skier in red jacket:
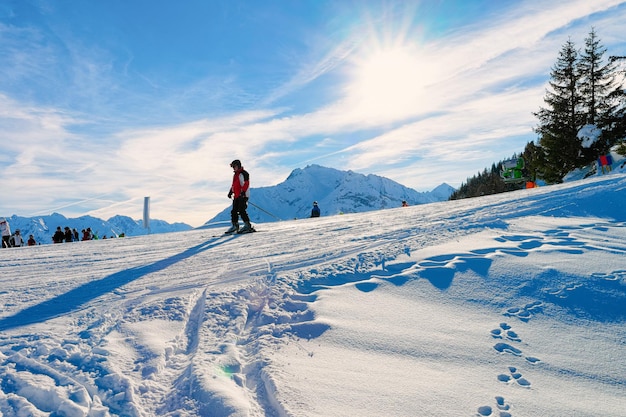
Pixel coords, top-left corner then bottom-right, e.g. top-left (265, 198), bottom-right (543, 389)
top-left (225, 159), bottom-right (254, 234)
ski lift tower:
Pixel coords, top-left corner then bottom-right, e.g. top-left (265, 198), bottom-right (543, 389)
top-left (143, 196), bottom-right (150, 234)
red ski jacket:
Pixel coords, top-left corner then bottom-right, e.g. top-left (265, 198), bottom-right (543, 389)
top-left (230, 167), bottom-right (250, 198)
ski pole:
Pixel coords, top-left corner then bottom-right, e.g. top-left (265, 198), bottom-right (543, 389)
top-left (248, 201), bottom-right (282, 221)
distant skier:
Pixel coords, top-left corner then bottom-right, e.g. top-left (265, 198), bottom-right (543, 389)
top-left (402, 200), bottom-right (409, 207)
top-left (225, 159), bottom-right (254, 234)
top-left (310, 201), bottom-right (321, 218)
top-left (0, 218), bottom-right (10, 248)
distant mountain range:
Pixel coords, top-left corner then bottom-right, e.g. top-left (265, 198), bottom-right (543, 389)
top-left (206, 164), bottom-right (455, 224)
top-left (2, 165), bottom-right (455, 244)
top-left (1, 213), bottom-right (192, 246)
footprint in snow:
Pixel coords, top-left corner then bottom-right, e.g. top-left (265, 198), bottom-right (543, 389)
top-left (503, 301), bottom-right (543, 322)
top-left (590, 270), bottom-right (626, 283)
top-left (493, 342), bottom-right (522, 356)
top-left (490, 322), bottom-right (541, 363)
top-left (497, 366), bottom-right (531, 388)
top-left (477, 396), bottom-right (513, 416)
top-left (490, 322), bottom-right (521, 342)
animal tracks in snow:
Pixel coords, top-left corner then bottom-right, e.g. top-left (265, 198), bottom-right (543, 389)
top-left (473, 223), bottom-right (622, 416)
top-left (477, 396), bottom-right (513, 417)
top-left (491, 322), bottom-right (521, 342)
top-left (479, 316), bottom-right (539, 414)
top-left (497, 366), bottom-right (531, 388)
top-left (490, 321), bottom-right (540, 375)
top-left (503, 301), bottom-right (543, 322)
top-left (591, 270), bottom-right (626, 283)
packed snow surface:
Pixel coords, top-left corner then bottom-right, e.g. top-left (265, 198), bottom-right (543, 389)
top-left (1, 174), bottom-right (625, 416)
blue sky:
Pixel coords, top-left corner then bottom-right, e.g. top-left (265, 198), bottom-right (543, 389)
top-left (1, 0), bottom-right (625, 227)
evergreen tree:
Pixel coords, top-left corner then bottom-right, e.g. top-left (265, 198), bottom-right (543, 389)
top-left (578, 28), bottom-right (625, 160)
top-left (608, 55), bottom-right (626, 155)
top-left (534, 39), bottom-right (585, 183)
top-left (521, 141), bottom-right (543, 182)
top-left (449, 158), bottom-right (522, 201)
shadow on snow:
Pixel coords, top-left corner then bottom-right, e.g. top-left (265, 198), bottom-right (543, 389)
top-left (0, 237), bottom-right (232, 331)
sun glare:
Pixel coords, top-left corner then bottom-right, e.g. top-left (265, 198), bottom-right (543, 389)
top-left (347, 46), bottom-right (430, 119)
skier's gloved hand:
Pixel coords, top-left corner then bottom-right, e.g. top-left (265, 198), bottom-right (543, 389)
top-left (228, 190), bottom-right (233, 199)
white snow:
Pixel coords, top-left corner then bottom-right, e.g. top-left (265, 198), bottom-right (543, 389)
top-left (578, 124), bottom-right (602, 148)
top-left (1, 170), bottom-right (626, 416)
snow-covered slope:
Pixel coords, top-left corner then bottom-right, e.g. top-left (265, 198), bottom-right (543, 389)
top-left (1, 170), bottom-right (625, 416)
top-left (207, 164), bottom-right (455, 224)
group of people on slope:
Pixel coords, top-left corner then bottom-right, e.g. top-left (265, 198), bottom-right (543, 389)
top-left (52, 226), bottom-right (98, 243)
top-left (52, 226), bottom-right (107, 243)
top-left (1, 218), bottom-right (36, 248)
top-left (0, 219), bottom-right (104, 248)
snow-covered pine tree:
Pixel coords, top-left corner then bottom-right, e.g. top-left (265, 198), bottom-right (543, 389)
top-left (578, 28), bottom-right (625, 161)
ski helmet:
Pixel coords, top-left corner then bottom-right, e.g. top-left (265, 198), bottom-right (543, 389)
top-left (230, 159), bottom-right (241, 168)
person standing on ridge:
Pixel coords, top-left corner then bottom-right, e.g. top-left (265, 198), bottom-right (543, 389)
top-left (225, 159), bottom-right (254, 234)
top-left (11, 229), bottom-right (24, 247)
top-left (0, 218), bottom-right (11, 248)
top-left (52, 226), bottom-right (65, 243)
top-left (310, 201), bottom-right (321, 218)
top-left (64, 227), bottom-right (73, 242)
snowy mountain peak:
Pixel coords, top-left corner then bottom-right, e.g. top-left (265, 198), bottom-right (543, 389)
top-left (430, 183), bottom-right (456, 200)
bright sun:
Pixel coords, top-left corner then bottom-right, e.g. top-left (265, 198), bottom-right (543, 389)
top-left (347, 46), bottom-right (429, 119)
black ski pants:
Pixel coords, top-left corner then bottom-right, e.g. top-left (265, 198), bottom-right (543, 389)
top-left (231, 196), bottom-right (250, 224)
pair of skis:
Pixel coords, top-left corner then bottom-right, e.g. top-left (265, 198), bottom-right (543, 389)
top-left (224, 227), bottom-right (257, 235)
